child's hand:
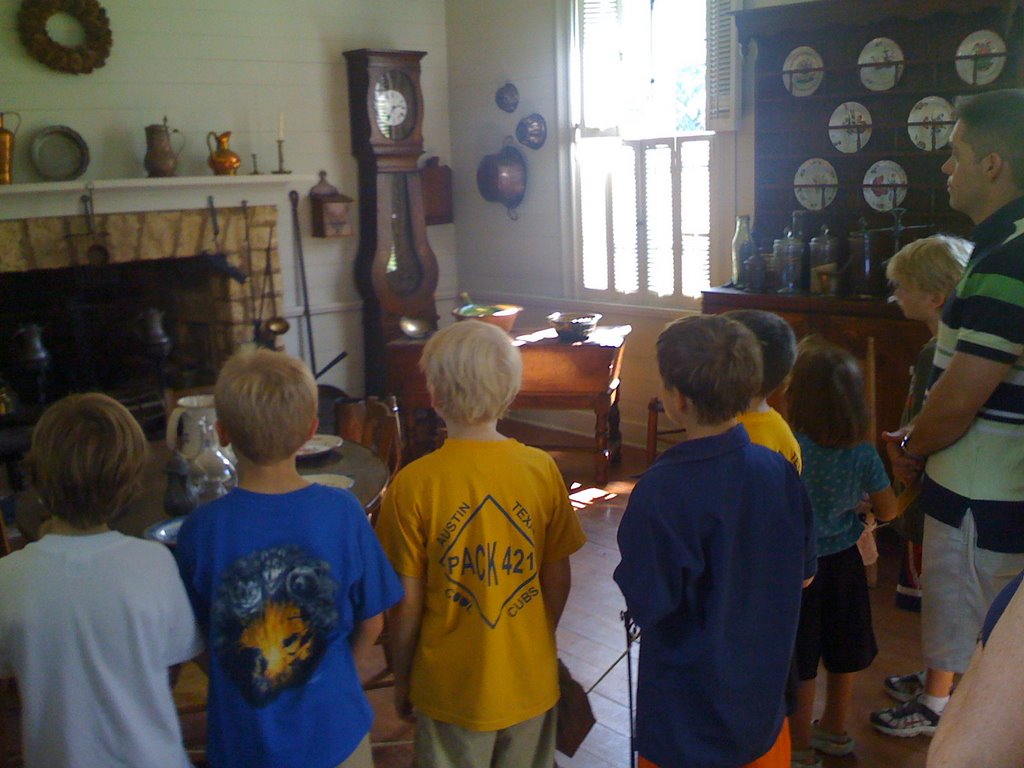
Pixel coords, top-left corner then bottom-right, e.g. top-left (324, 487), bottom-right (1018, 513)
top-left (393, 681), bottom-right (415, 723)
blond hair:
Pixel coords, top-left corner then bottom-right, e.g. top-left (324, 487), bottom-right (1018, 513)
top-left (657, 315), bottom-right (762, 425)
top-left (27, 393), bottom-right (147, 529)
top-left (421, 321), bottom-right (522, 425)
top-left (215, 347), bottom-right (317, 464)
top-left (886, 235), bottom-right (970, 295)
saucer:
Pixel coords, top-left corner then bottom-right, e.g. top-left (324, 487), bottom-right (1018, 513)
top-left (782, 46), bottom-right (824, 97)
top-left (794, 158), bottom-right (838, 211)
top-left (828, 102), bottom-right (872, 154)
top-left (863, 160), bottom-right (907, 212)
top-left (858, 37), bottom-right (904, 91)
top-left (956, 29), bottom-right (1006, 86)
top-left (297, 434), bottom-right (343, 458)
top-left (304, 473), bottom-right (355, 490)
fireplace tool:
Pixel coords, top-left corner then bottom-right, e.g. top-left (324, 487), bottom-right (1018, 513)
top-left (289, 190), bottom-right (347, 380)
top-left (254, 225), bottom-right (290, 347)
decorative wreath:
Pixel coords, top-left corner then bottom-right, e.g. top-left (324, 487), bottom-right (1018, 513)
top-left (17, 0), bottom-right (112, 75)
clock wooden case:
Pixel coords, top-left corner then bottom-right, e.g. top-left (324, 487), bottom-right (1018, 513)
top-left (344, 48), bottom-right (439, 395)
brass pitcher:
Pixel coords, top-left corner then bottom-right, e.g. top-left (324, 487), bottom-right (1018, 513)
top-left (207, 131), bottom-right (241, 176)
top-left (144, 116), bottom-right (184, 177)
top-left (0, 112), bottom-right (21, 185)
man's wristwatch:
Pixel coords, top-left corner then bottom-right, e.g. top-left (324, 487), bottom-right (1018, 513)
top-left (899, 432), bottom-right (926, 462)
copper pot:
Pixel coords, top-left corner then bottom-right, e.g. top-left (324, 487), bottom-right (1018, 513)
top-left (477, 140), bottom-right (527, 219)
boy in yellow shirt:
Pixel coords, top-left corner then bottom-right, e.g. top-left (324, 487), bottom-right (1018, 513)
top-left (727, 309), bottom-right (802, 472)
top-left (376, 320), bottom-right (586, 768)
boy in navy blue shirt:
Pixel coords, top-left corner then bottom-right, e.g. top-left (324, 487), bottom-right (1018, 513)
top-left (614, 315), bottom-right (816, 768)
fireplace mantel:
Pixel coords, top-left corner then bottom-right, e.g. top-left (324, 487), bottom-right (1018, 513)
top-left (0, 174), bottom-right (316, 221)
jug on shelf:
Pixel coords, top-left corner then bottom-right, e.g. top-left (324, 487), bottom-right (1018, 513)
top-left (207, 130), bottom-right (241, 175)
top-left (0, 112), bottom-right (21, 185)
top-left (144, 116), bottom-right (185, 178)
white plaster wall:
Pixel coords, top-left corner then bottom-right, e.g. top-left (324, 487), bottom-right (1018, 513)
top-left (0, 0), bottom-right (457, 396)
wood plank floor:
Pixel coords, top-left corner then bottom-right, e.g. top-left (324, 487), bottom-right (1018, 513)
top-left (365, 421), bottom-right (932, 768)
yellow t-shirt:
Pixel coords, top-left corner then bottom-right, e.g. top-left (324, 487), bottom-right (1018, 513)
top-left (376, 438), bottom-right (586, 731)
top-left (738, 407), bottom-right (802, 473)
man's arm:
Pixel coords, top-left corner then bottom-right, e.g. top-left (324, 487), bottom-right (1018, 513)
top-left (388, 574), bottom-right (425, 722)
top-left (539, 557), bottom-right (571, 633)
top-left (928, 585), bottom-right (1024, 767)
top-left (901, 350), bottom-right (1012, 458)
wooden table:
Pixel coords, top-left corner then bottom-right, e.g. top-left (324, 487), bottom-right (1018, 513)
top-left (15, 439), bottom-right (390, 541)
top-left (386, 325), bottom-right (631, 484)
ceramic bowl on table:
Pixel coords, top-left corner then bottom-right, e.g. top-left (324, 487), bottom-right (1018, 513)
top-left (452, 303), bottom-right (524, 332)
top-left (547, 311), bottom-right (602, 343)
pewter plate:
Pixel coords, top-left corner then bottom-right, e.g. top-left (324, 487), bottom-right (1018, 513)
top-left (30, 125), bottom-right (89, 181)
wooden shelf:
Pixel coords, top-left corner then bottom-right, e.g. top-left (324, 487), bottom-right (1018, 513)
top-left (739, 0), bottom-right (1023, 247)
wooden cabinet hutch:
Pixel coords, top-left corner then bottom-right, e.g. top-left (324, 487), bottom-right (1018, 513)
top-left (704, 0), bottom-right (1024, 446)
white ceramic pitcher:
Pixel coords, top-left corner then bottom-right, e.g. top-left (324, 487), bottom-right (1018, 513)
top-left (166, 394), bottom-right (218, 458)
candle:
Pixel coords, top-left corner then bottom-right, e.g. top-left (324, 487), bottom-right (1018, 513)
top-left (277, 112), bottom-right (285, 141)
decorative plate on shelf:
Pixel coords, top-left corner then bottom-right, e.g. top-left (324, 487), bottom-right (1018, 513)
top-left (30, 125), bottom-right (90, 180)
top-left (304, 473), bottom-right (355, 490)
top-left (782, 46), bottom-right (824, 97)
top-left (828, 101), bottom-right (872, 154)
top-left (858, 37), bottom-right (904, 91)
top-left (863, 160), bottom-right (908, 212)
top-left (794, 158), bottom-right (838, 211)
top-left (907, 96), bottom-right (955, 152)
top-left (297, 434), bottom-right (343, 458)
top-left (956, 29), bottom-right (1006, 86)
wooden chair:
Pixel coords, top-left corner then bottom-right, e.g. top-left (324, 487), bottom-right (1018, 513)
top-left (645, 397), bottom-right (686, 466)
top-left (334, 396), bottom-right (402, 691)
top-left (335, 396), bottom-right (402, 480)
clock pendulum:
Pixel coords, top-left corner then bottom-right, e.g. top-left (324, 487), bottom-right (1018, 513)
top-left (344, 48), bottom-right (439, 395)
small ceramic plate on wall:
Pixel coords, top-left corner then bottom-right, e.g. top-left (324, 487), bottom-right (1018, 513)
top-left (956, 30), bottom-right (1006, 86)
top-left (782, 46), bottom-right (824, 97)
top-left (858, 37), bottom-right (904, 91)
top-left (829, 101), bottom-right (872, 153)
top-left (794, 158), bottom-right (838, 210)
top-left (907, 96), bottom-right (955, 152)
top-left (863, 160), bottom-right (908, 212)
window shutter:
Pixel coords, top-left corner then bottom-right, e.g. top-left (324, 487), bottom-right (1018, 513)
top-left (707, 0), bottom-right (741, 131)
top-left (579, 0), bottom-right (623, 134)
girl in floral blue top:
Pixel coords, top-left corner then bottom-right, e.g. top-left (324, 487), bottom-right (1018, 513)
top-left (785, 337), bottom-right (898, 768)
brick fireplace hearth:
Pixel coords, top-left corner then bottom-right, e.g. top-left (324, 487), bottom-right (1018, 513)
top-left (0, 190), bottom-right (289, 432)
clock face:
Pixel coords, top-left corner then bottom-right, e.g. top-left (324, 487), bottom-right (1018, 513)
top-left (373, 70), bottom-right (416, 141)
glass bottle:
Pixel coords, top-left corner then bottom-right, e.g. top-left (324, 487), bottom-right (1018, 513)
top-left (731, 215), bottom-right (754, 289)
top-left (778, 227), bottom-right (802, 294)
top-left (189, 416), bottom-right (237, 504)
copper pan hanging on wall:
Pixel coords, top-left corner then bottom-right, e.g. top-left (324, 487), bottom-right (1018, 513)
top-left (476, 137), bottom-right (526, 220)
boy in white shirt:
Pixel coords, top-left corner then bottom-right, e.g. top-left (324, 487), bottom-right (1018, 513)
top-left (0, 393), bottom-right (202, 768)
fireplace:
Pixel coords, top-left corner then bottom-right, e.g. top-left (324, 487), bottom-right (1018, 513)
top-left (0, 200), bottom-right (283, 435)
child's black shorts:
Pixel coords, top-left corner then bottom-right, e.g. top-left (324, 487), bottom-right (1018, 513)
top-left (795, 543), bottom-right (878, 680)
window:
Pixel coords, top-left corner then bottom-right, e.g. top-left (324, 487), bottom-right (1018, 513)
top-left (573, 0), bottom-right (722, 306)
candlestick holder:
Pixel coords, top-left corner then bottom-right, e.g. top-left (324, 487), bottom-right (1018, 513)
top-left (250, 153), bottom-right (262, 175)
top-left (272, 139), bottom-right (291, 175)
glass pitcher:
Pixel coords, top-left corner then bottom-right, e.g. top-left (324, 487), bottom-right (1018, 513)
top-left (189, 416), bottom-right (237, 504)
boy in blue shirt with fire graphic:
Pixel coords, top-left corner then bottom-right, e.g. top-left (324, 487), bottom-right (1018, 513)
top-left (175, 348), bottom-right (402, 768)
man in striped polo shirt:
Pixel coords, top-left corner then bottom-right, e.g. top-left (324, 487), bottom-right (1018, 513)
top-left (872, 89), bottom-right (1024, 739)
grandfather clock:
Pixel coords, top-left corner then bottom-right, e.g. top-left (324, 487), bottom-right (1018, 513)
top-left (344, 48), bottom-right (439, 395)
